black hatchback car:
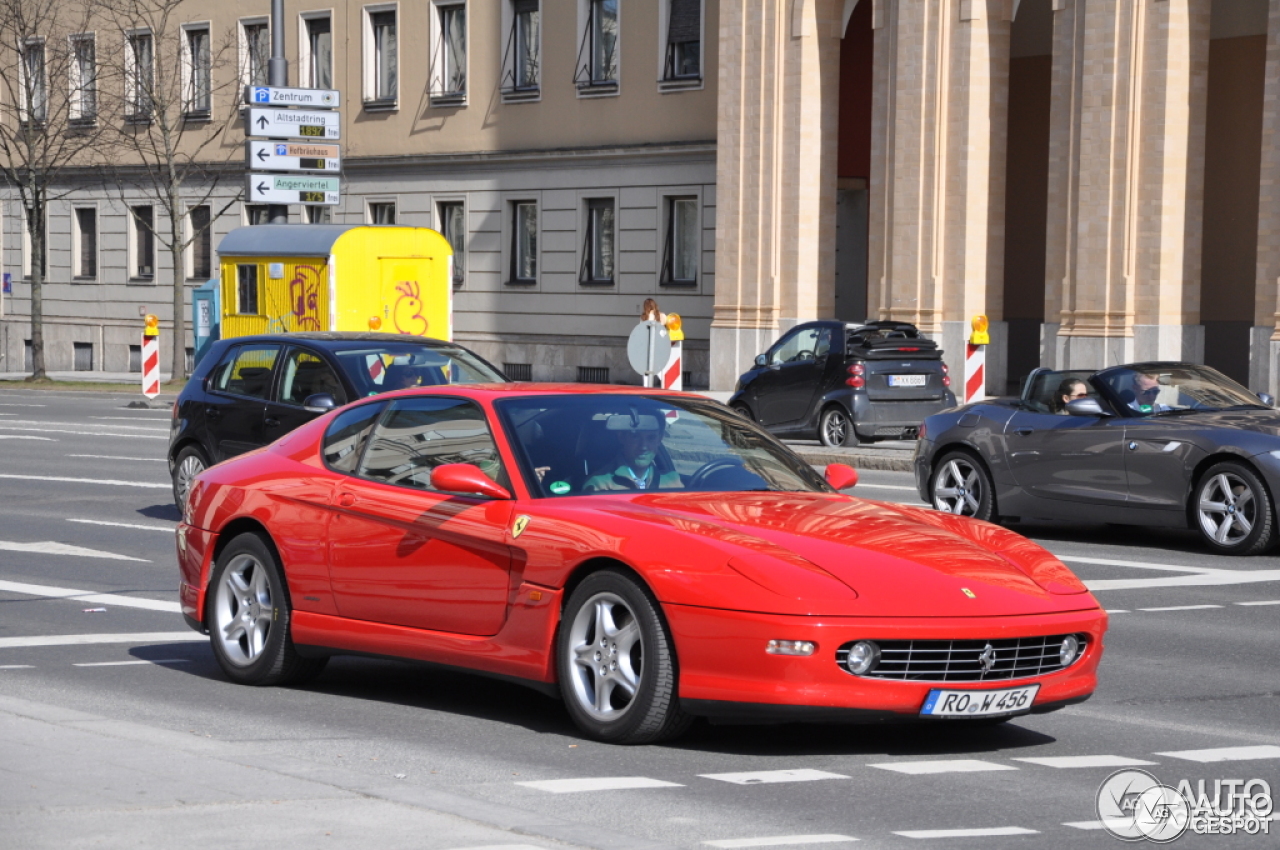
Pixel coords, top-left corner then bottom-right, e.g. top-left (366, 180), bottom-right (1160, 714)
top-left (167, 332), bottom-right (506, 504)
top-left (728, 321), bottom-right (957, 447)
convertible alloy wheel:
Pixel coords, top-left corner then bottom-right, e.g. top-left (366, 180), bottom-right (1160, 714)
top-left (931, 452), bottom-right (996, 522)
top-left (559, 570), bottom-right (691, 744)
top-left (208, 533), bottom-right (326, 686)
top-left (819, 407), bottom-right (857, 448)
top-left (172, 445), bottom-right (207, 507)
top-left (1193, 462), bottom-right (1274, 555)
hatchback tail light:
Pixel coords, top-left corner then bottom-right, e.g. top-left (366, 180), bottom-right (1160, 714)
top-left (171, 401), bottom-right (179, 420)
top-left (918, 422), bottom-right (927, 441)
top-left (845, 363), bottom-right (866, 389)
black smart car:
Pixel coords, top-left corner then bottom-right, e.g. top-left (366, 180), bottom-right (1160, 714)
top-left (167, 332), bottom-right (507, 504)
top-left (728, 321), bottom-right (957, 447)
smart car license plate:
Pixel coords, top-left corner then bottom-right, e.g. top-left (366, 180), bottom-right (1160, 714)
top-left (888, 374), bottom-right (927, 387)
top-left (920, 684), bottom-right (1039, 718)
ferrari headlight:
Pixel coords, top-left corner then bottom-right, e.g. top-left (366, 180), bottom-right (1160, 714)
top-left (1059, 635), bottom-right (1081, 667)
top-left (845, 640), bottom-right (880, 675)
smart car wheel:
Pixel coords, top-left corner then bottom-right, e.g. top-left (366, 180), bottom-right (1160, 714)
top-left (819, 406), bottom-right (858, 448)
top-left (930, 451), bottom-right (996, 522)
top-left (731, 403), bottom-right (753, 421)
top-left (172, 444), bottom-right (208, 507)
top-left (558, 570), bottom-right (692, 744)
top-left (1193, 462), bottom-right (1274, 555)
top-left (207, 532), bottom-right (327, 686)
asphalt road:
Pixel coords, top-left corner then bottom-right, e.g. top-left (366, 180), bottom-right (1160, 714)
top-left (1, 387), bottom-right (1277, 850)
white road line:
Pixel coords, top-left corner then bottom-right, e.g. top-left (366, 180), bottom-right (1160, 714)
top-left (1156, 745), bottom-right (1280, 763)
top-left (1105, 609), bottom-right (1130, 614)
top-left (852, 483), bottom-right (917, 492)
top-left (1237, 600), bottom-right (1280, 606)
top-left (893, 827), bottom-right (1037, 839)
top-left (0, 423), bottom-right (166, 440)
top-left (699, 769), bottom-right (850, 785)
top-left (0, 435), bottom-right (54, 440)
top-left (1063, 821), bottom-right (1106, 830)
top-left (0, 664), bottom-right (35, 669)
top-left (1138, 604), bottom-right (1223, 612)
top-left (73, 659), bottom-right (190, 667)
top-left (703, 836), bottom-right (858, 848)
top-left (0, 474), bottom-right (169, 489)
top-left (0, 541), bottom-right (149, 562)
top-left (90, 417), bottom-right (171, 422)
top-left (868, 760), bottom-right (1017, 775)
top-left (0, 581), bottom-right (180, 614)
top-left (516, 777), bottom-right (684, 793)
top-left (68, 454), bottom-right (167, 462)
top-left (1012, 755), bottom-right (1157, 768)
top-left (0, 403), bottom-right (46, 407)
top-left (1057, 555), bottom-right (1226, 575)
top-left (1085, 570), bottom-right (1280, 591)
top-left (0, 632), bottom-right (201, 649)
top-left (68, 519), bottom-right (175, 533)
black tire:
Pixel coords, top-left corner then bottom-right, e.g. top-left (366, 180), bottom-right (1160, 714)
top-left (558, 569), bottom-right (692, 744)
top-left (207, 532), bottom-right (327, 686)
top-left (929, 450), bottom-right (997, 522)
top-left (172, 444), bottom-right (208, 507)
top-left (819, 406), bottom-right (858, 448)
top-left (731, 403), bottom-right (753, 421)
top-left (1192, 461), bottom-right (1274, 555)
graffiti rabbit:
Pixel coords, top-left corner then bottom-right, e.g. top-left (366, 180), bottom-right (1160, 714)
top-left (392, 280), bottom-right (429, 336)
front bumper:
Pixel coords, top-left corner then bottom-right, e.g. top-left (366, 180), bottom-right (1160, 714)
top-left (665, 604), bottom-right (1105, 719)
top-left (176, 522), bottom-right (216, 630)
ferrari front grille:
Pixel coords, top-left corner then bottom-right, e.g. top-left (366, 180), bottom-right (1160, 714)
top-left (835, 635), bottom-right (1086, 682)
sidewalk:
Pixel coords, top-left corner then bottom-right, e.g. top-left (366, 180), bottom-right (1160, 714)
top-left (0, 693), bottom-right (666, 850)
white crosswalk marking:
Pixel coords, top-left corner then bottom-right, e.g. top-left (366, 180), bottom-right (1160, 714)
top-left (868, 760), bottom-right (1017, 775)
top-left (0, 581), bottom-right (180, 614)
top-left (893, 827), bottom-right (1037, 839)
top-left (0, 541), bottom-right (149, 562)
top-left (703, 836), bottom-right (858, 848)
top-left (1237, 600), bottom-right (1280, 606)
top-left (0, 632), bottom-right (201, 649)
top-left (1063, 821), bottom-right (1106, 830)
top-left (700, 769), bottom-right (849, 785)
top-left (516, 777), bottom-right (683, 793)
top-left (1012, 755), bottom-right (1157, 768)
top-left (1138, 604), bottom-right (1223, 612)
top-left (1156, 745), bottom-right (1280, 762)
top-left (0, 664), bottom-right (34, 669)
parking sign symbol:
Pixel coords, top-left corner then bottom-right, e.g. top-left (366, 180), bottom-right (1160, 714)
top-left (276, 144), bottom-right (288, 155)
top-left (253, 87), bottom-right (270, 103)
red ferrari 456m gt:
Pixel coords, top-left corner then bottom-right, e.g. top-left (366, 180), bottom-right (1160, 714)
top-left (176, 384), bottom-right (1106, 744)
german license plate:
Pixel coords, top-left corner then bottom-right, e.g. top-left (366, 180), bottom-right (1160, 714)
top-left (920, 684), bottom-right (1039, 718)
top-left (888, 374), bottom-right (927, 387)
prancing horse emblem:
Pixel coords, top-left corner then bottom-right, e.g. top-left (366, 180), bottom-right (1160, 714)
top-left (512, 515), bottom-right (530, 538)
top-left (977, 643), bottom-right (997, 675)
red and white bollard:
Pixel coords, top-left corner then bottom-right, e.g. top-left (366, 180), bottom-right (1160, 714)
top-left (662, 340), bottom-right (683, 391)
top-left (964, 342), bottom-right (985, 403)
top-left (142, 314), bottom-right (160, 399)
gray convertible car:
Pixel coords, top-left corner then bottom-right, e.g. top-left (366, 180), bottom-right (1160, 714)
top-left (915, 362), bottom-right (1280, 555)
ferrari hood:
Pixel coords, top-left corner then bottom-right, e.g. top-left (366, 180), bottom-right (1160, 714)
top-left (597, 492), bottom-right (1096, 617)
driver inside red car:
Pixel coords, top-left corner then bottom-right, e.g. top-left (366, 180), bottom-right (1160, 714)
top-left (582, 414), bottom-right (683, 492)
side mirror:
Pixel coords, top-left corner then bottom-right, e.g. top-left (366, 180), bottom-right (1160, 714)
top-left (303, 393), bottom-right (339, 413)
top-left (824, 463), bottom-right (858, 491)
top-left (430, 463), bottom-right (512, 500)
top-left (1066, 397), bottom-right (1107, 417)
top-left (1259, 392), bottom-right (1275, 407)
top-left (754, 353), bottom-right (769, 368)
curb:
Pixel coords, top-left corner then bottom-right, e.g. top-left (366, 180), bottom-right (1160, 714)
top-left (789, 445), bottom-right (916, 472)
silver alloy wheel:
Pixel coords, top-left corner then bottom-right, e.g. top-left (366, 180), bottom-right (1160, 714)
top-left (175, 452), bottom-right (205, 505)
top-left (933, 458), bottom-right (982, 516)
top-left (1197, 472), bottom-right (1256, 546)
top-left (565, 591), bottom-right (644, 722)
top-left (822, 410), bottom-right (849, 446)
top-left (213, 553), bottom-right (276, 668)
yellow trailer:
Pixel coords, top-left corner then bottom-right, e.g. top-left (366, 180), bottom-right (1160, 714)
top-left (215, 224), bottom-right (452, 340)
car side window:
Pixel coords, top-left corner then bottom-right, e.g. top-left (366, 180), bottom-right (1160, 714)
top-left (323, 403), bottom-right (385, 473)
top-left (356, 398), bottom-right (508, 493)
top-left (212, 344), bottom-right (281, 400)
top-left (770, 327), bottom-right (822, 365)
top-left (277, 348), bottom-right (347, 406)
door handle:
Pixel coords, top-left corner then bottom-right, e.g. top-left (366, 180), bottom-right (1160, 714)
top-left (205, 407), bottom-right (221, 419)
top-left (1014, 428), bottom-right (1033, 436)
top-left (337, 492), bottom-right (356, 507)
top-left (265, 417), bottom-right (281, 428)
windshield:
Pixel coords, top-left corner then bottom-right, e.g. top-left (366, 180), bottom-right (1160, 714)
top-left (494, 395), bottom-right (832, 497)
top-left (1095, 365), bottom-right (1265, 416)
top-left (331, 343), bottom-right (506, 397)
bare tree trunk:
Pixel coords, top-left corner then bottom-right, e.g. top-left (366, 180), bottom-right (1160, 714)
top-left (27, 196), bottom-right (46, 380)
top-left (170, 205), bottom-right (187, 382)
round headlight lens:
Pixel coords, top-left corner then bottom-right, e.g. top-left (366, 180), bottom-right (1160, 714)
top-left (1059, 635), bottom-right (1081, 667)
top-left (845, 640), bottom-right (880, 675)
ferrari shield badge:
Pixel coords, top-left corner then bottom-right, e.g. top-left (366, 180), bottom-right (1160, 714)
top-left (961, 588), bottom-right (977, 599)
top-left (512, 515), bottom-right (531, 538)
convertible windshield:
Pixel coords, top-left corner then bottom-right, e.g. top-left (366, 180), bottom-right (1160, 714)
top-left (1095, 365), bottom-right (1265, 416)
top-left (330, 343), bottom-right (506, 397)
top-left (494, 395), bottom-right (832, 497)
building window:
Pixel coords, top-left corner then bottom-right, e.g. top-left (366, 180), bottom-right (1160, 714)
top-left (364, 7), bottom-right (397, 106)
top-left (241, 20), bottom-right (269, 87)
top-left (305, 205), bottom-right (332, 224)
top-left (189, 206), bottom-right (211, 279)
top-left (368, 201), bottom-right (396, 224)
top-left (580, 198), bottom-right (615, 286)
top-left (438, 201), bottom-right (465, 287)
top-left (303, 15), bottom-right (333, 89)
top-left (662, 0), bottom-right (700, 82)
top-left (74, 208), bottom-right (97, 278)
top-left (129, 344), bottom-right (142, 372)
top-left (503, 362), bottom-right (532, 381)
top-left (21, 40), bottom-right (47, 123)
top-left (69, 35), bottom-right (96, 123)
top-left (577, 366), bottom-right (609, 384)
top-left (575, 0), bottom-right (618, 91)
top-left (126, 32), bottom-right (153, 120)
top-left (510, 201), bottom-right (537, 284)
top-left (184, 25), bottom-right (211, 115)
top-left (237, 264), bottom-right (259, 314)
top-left (431, 2), bottom-right (466, 102)
top-left (245, 204), bottom-right (270, 225)
top-left (502, 0), bottom-right (539, 97)
top-left (131, 206), bottom-right (155, 278)
top-left (73, 342), bottom-right (94, 372)
top-left (661, 196), bottom-right (697, 286)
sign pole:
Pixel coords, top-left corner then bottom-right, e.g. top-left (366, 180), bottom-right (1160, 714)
top-left (267, 0), bottom-right (288, 225)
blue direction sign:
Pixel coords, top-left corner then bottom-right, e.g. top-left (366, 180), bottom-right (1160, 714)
top-left (245, 86), bottom-right (340, 108)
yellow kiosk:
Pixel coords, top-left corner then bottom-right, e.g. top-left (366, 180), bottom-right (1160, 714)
top-left (215, 224), bottom-right (452, 340)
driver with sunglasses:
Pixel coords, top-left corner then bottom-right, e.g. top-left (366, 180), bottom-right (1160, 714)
top-left (1127, 371), bottom-right (1171, 415)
